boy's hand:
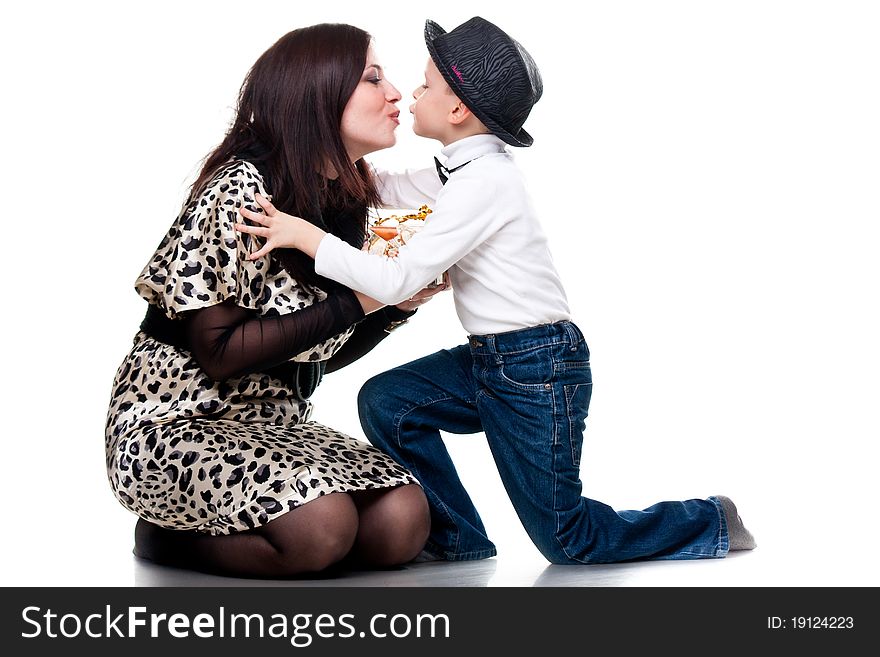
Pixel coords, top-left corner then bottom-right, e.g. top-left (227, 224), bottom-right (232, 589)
top-left (394, 275), bottom-right (450, 312)
top-left (235, 193), bottom-right (327, 259)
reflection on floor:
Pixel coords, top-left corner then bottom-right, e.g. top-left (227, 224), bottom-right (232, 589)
top-left (133, 550), bottom-right (759, 588)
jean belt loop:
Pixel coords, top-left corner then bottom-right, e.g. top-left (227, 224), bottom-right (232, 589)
top-left (562, 321), bottom-right (579, 351)
top-left (483, 334), bottom-right (499, 363)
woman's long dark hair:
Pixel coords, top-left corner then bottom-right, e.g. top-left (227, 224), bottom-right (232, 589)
top-left (192, 24), bottom-right (382, 290)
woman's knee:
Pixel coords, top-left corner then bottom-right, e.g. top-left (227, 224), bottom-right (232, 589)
top-left (355, 484), bottom-right (430, 565)
top-left (387, 484), bottom-right (431, 547)
top-left (262, 493), bottom-right (359, 574)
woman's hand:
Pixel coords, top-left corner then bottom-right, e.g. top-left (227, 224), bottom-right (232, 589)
top-left (395, 272), bottom-right (450, 312)
top-left (354, 276), bottom-right (449, 316)
top-left (235, 193), bottom-right (327, 259)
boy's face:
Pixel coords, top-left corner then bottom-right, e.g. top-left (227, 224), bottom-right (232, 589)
top-left (409, 58), bottom-right (458, 142)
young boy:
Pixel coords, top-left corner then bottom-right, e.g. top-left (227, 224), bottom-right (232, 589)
top-left (237, 17), bottom-right (755, 563)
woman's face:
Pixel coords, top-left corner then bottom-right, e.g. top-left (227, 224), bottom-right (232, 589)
top-left (340, 45), bottom-right (402, 161)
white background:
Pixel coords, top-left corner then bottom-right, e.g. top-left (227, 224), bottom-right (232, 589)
top-left (1, 0), bottom-right (877, 586)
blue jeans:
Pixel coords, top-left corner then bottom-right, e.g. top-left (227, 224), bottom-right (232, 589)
top-left (358, 321), bottom-right (728, 563)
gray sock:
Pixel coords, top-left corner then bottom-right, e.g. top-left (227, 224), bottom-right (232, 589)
top-left (716, 495), bottom-right (756, 551)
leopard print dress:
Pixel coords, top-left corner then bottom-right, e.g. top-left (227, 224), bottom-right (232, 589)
top-left (105, 160), bottom-right (416, 535)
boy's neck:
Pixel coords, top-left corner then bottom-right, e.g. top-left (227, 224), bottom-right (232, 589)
top-left (438, 129), bottom-right (494, 149)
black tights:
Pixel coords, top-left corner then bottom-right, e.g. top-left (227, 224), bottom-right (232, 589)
top-left (133, 484), bottom-right (430, 578)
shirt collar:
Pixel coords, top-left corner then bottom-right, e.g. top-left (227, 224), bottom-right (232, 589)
top-left (440, 134), bottom-right (508, 170)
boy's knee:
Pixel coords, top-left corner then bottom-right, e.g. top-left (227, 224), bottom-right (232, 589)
top-left (357, 374), bottom-right (387, 418)
top-left (535, 541), bottom-right (585, 565)
top-left (357, 374), bottom-right (400, 434)
top-left (526, 524), bottom-right (589, 565)
top-left (531, 536), bottom-right (567, 564)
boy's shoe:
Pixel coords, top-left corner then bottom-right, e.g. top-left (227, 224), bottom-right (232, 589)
top-left (716, 495), bottom-right (757, 550)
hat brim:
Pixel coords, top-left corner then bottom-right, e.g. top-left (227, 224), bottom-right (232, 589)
top-left (424, 19), bottom-right (446, 44)
top-left (423, 19), bottom-right (534, 147)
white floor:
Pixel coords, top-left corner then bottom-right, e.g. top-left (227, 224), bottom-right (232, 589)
top-left (7, 482), bottom-right (874, 588)
top-left (13, 526), bottom-right (867, 588)
top-left (130, 549), bottom-right (760, 588)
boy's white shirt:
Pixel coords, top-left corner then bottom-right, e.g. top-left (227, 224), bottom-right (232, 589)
top-left (315, 134), bottom-right (571, 335)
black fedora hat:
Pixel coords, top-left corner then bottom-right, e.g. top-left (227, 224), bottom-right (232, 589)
top-left (424, 17), bottom-right (543, 147)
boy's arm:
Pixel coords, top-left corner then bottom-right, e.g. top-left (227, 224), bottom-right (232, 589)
top-left (371, 164), bottom-right (443, 209)
top-left (315, 176), bottom-right (500, 305)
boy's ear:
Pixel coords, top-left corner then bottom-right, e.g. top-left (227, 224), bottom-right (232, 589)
top-left (448, 101), bottom-right (473, 126)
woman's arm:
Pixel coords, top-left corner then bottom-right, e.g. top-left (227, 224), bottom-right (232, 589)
top-left (184, 292), bottom-right (365, 382)
top-left (323, 277), bottom-right (448, 373)
top-left (184, 281), bottom-right (446, 380)
top-left (323, 306), bottom-right (416, 374)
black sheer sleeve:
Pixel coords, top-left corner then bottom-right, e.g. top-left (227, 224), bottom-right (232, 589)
top-left (183, 289), bottom-right (365, 382)
top-left (324, 306), bottom-right (418, 374)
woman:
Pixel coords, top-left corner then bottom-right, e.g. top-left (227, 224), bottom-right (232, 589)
top-left (105, 24), bottom-right (442, 578)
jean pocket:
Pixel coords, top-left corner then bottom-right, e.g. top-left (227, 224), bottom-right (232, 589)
top-left (498, 347), bottom-right (555, 390)
top-left (555, 359), bottom-right (591, 375)
top-left (563, 382), bottom-right (592, 466)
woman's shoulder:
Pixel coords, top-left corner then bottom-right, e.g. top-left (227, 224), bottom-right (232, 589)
top-left (185, 159), bottom-right (270, 214)
top-left (136, 158), bottom-right (271, 319)
top-left (203, 159), bottom-right (265, 191)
